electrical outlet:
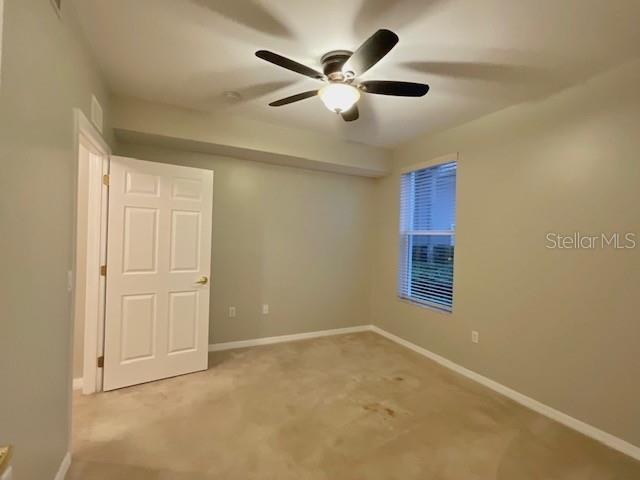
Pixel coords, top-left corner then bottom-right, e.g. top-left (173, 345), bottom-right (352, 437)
top-left (471, 330), bottom-right (479, 344)
top-left (262, 304), bottom-right (269, 315)
top-left (228, 306), bottom-right (236, 318)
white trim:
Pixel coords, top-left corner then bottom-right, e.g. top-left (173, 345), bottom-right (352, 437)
top-left (74, 108), bottom-right (110, 157)
top-left (400, 152), bottom-right (459, 174)
top-left (370, 325), bottom-right (640, 461)
top-left (209, 324), bottom-right (639, 460)
top-left (79, 147), bottom-right (108, 395)
top-left (208, 326), bottom-right (370, 352)
top-left (53, 452), bottom-right (71, 480)
top-left (72, 108), bottom-right (110, 396)
top-left (72, 378), bottom-right (83, 391)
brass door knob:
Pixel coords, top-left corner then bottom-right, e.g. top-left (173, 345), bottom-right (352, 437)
top-left (195, 276), bottom-right (208, 285)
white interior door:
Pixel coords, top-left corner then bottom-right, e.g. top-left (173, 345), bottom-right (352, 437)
top-left (103, 156), bottom-right (213, 391)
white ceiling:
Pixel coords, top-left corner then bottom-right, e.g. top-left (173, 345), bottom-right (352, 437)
top-left (71, 0), bottom-right (640, 147)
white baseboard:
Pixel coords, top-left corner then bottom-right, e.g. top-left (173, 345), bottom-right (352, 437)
top-left (370, 325), bottom-right (640, 461)
top-left (208, 325), bottom-right (370, 352)
top-left (207, 324), bottom-right (639, 460)
top-left (53, 452), bottom-right (71, 480)
top-left (72, 378), bottom-right (83, 391)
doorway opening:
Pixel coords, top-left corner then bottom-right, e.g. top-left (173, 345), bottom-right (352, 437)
top-left (72, 109), bottom-right (110, 395)
top-left (72, 124), bottom-right (214, 396)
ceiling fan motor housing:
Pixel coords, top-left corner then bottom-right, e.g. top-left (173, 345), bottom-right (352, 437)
top-left (321, 50), bottom-right (353, 81)
top-left (256, 29), bottom-right (429, 122)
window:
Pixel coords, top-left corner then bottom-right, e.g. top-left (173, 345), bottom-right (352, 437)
top-left (398, 160), bottom-right (457, 311)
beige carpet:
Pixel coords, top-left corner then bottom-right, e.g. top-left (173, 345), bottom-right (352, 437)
top-left (68, 332), bottom-right (639, 479)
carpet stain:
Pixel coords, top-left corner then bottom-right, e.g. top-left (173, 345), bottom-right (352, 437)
top-left (363, 402), bottom-right (396, 418)
top-left (68, 332), bottom-right (640, 480)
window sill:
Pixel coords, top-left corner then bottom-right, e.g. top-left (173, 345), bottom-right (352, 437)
top-left (398, 295), bottom-right (452, 314)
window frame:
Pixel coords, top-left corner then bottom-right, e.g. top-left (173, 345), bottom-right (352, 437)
top-left (398, 153), bottom-right (458, 313)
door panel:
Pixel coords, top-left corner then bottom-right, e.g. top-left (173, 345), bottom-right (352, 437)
top-left (168, 291), bottom-right (198, 354)
top-left (121, 293), bottom-right (156, 362)
top-left (104, 156), bottom-right (213, 391)
top-left (172, 177), bottom-right (202, 200)
top-left (125, 171), bottom-right (160, 196)
top-left (123, 207), bottom-right (158, 273)
top-left (170, 210), bottom-right (200, 271)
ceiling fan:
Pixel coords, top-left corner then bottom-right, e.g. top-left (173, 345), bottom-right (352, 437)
top-left (255, 29), bottom-right (429, 122)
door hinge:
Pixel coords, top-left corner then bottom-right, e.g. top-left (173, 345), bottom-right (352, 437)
top-left (102, 174), bottom-right (110, 187)
top-left (97, 356), bottom-right (104, 368)
top-left (100, 265), bottom-right (107, 276)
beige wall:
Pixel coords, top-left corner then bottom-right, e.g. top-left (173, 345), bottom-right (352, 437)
top-left (2, 2), bottom-right (639, 474)
top-left (112, 96), bottom-right (391, 177)
top-left (370, 60), bottom-right (640, 447)
top-left (116, 143), bottom-right (375, 346)
top-left (0, 0), bottom-right (112, 478)
top-left (71, 56), bottom-right (640, 457)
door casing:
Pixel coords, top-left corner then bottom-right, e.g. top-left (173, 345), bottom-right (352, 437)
top-left (72, 108), bottom-right (110, 395)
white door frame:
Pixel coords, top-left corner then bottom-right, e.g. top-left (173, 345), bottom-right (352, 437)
top-left (72, 109), bottom-right (110, 395)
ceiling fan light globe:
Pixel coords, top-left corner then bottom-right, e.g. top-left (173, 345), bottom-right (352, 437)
top-left (319, 83), bottom-right (360, 113)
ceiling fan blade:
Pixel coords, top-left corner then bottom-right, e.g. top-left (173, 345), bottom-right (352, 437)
top-left (269, 90), bottom-right (318, 107)
top-left (341, 105), bottom-right (359, 122)
top-left (361, 80), bottom-right (429, 97)
top-left (256, 50), bottom-right (324, 80)
top-left (342, 29), bottom-right (399, 76)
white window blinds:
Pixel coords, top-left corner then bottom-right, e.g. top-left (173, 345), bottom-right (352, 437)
top-left (398, 161), bottom-right (457, 311)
